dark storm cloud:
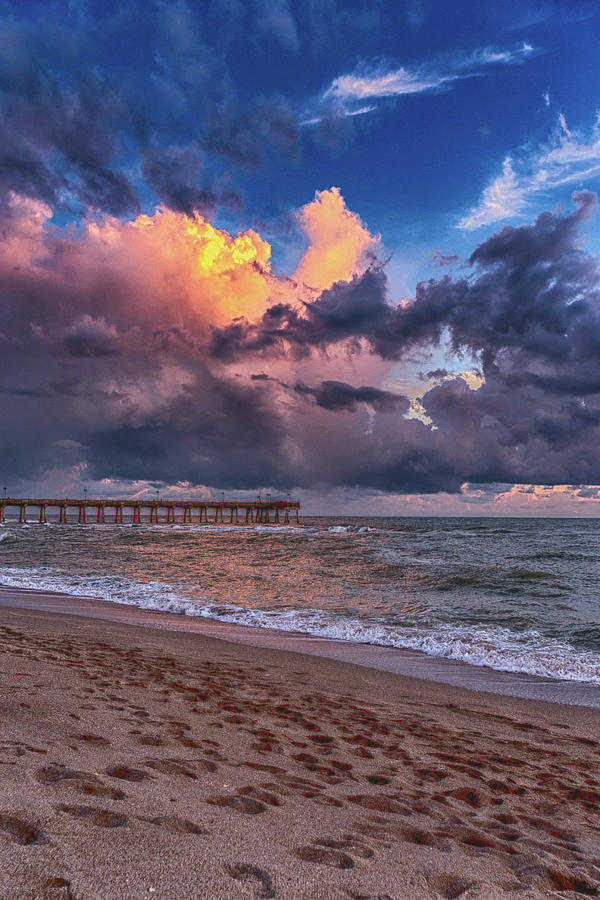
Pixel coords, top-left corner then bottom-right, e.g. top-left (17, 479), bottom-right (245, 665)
top-left (210, 266), bottom-right (391, 359)
top-left (203, 96), bottom-right (299, 169)
top-left (292, 380), bottom-right (409, 412)
top-left (2, 179), bottom-right (600, 493)
top-left (212, 191), bottom-right (599, 365)
top-left (0, 59), bottom-right (141, 215)
top-left (61, 316), bottom-right (123, 358)
top-left (140, 144), bottom-right (241, 216)
top-left (84, 373), bottom-right (291, 489)
top-left (0, 304), bottom-right (290, 488)
top-left (421, 368), bottom-right (450, 380)
top-left (210, 192), bottom-right (600, 490)
top-left (213, 192), bottom-right (600, 371)
top-left (250, 373), bottom-right (408, 411)
top-left (0, 4), bottom-right (301, 217)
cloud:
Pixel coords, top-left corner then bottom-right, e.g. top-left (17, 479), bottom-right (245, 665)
top-left (61, 316), bottom-right (122, 358)
top-left (0, 15), bottom-right (142, 216)
top-left (458, 157), bottom-right (526, 230)
top-left (3, 185), bottom-right (600, 497)
top-left (210, 266), bottom-right (392, 361)
top-left (293, 186), bottom-right (379, 291)
top-left (293, 380), bottom-right (409, 412)
top-left (0, 5), bottom-right (302, 218)
top-left (211, 191), bottom-right (600, 491)
top-left (140, 144), bottom-right (241, 217)
top-left (311, 42), bottom-right (535, 121)
top-left (253, 0), bottom-right (299, 52)
top-left (203, 95), bottom-right (299, 168)
top-left (506, 3), bottom-right (597, 31)
top-left (0, 186), bottom-right (394, 490)
top-left (460, 111), bottom-right (600, 229)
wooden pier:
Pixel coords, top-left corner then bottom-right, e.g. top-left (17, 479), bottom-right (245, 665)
top-left (0, 498), bottom-right (300, 526)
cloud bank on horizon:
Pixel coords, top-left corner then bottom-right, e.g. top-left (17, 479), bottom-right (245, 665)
top-left (1, 0), bottom-right (600, 512)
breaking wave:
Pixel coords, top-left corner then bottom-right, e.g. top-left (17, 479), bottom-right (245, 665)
top-left (1, 564), bottom-right (599, 686)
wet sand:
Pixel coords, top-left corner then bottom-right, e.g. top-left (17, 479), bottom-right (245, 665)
top-left (0, 590), bottom-right (599, 898)
top-left (2, 586), bottom-right (599, 709)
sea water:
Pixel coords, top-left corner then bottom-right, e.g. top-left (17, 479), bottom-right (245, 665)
top-left (1, 516), bottom-right (599, 685)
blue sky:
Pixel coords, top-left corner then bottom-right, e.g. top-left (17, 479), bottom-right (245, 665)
top-left (216, 1), bottom-right (600, 261)
top-left (3, 0), bottom-right (600, 514)
top-left (9, 0), bottom-right (600, 253)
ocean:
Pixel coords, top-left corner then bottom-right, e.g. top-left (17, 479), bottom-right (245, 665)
top-left (1, 515), bottom-right (599, 686)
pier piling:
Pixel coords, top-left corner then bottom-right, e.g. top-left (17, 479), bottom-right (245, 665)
top-left (0, 497), bottom-right (300, 526)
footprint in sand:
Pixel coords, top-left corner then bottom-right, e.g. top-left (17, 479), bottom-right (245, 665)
top-left (104, 765), bottom-right (149, 782)
top-left (224, 862), bottom-right (275, 898)
top-left (35, 765), bottom-right (126, 800)
top-left (293, 846), bottom-right (354, 869)
top-left (146, 815), bottom-right (208, 835)
top-left (313, 835), bottom-right (374, 860)
top-left (294, 831), bottom-right (378, 871)
top-left (56, 804), bottom-right (128, 828)
top-left (21, 876), bottom-right (76, 899)
top-left (207, 795), bottom-right (267, 815)
top-left (136, 734), bottom-right (163, 746)
top-left (345, 894), bottom-right (393, 900)
top-left (544, 868), bottom-right (600, 895)
top-left (0, 812), bottom-right (44, 845)
top-left (426, 873), bottom-right (475, 899)
top-left (346, 794), bottom-right (410, 815)
top-left (236, 786), bottom-right (281, 807)
top-left (143, 758), bottom-right (199, 778)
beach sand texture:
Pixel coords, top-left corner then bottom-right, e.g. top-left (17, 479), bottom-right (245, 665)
top-left (0, 602), bottom-right (599, 899)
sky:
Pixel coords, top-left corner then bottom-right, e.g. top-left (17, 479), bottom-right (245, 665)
top-left (2, 0), bottom-right (600, 515)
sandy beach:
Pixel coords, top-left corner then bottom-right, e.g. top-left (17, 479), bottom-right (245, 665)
top-left (1, 590), bottom-right (599, 899)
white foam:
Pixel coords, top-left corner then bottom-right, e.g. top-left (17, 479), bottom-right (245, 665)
top-left (152, 524), bottom-right (309, 535)
top-left (1, 564), bottom-right (599, 686)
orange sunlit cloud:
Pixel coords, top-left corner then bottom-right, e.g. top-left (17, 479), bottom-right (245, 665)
top-left (2, 188), bottom-right (394, 427)
top-left (293, 186), bottom-right (379, 292)
top-left (4, 187), bottom-right (381, 333)
top-left (1, 193), bottom-right (275, 328)
top-left (87, 207), bottom-right (274, 324)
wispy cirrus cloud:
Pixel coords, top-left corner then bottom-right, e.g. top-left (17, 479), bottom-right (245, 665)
top-left (460, 111), bottom-right (600, 229)
top-left (505, 3), bottom-right (597, 31)
top-left (306, 42), bottom-right (535, 123)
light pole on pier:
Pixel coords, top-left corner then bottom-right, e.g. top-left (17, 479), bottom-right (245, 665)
top-left (3, 487), bottom-right (6, 499)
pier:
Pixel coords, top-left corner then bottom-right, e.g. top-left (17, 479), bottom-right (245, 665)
top-left (0, 498), bottom-right (300, 526)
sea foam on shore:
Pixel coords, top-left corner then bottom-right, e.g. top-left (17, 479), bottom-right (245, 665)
top-left (1, 515), bottom-right (600, 688)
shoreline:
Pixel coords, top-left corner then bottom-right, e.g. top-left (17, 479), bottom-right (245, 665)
top-left (1, 584), bottom-right (599, 709)
top-left (0, 593), bottom-right (599, 898)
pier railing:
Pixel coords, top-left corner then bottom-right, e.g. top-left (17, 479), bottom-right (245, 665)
top-left (0, 498), bottom-right (300, 526)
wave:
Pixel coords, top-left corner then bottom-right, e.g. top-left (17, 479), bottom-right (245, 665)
top-left (1, 522), bottom-right (310, 536)
top-left (327, 524), bottom-right (380, 535)
top-left (1, 564), bottom-right (599, 686)
top-left (167, 524), bottom-right (309, 535)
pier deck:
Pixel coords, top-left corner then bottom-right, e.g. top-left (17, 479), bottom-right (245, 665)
top-left (0, 498), bottom-right (300, 525)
